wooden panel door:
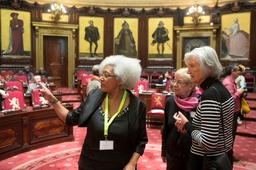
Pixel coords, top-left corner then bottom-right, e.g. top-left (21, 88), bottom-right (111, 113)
top-left (43, 36), bottom-right (68, 87)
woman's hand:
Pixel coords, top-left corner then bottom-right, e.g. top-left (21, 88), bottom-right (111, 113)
top-left (123, 162), bottom-right (136, 170)
top-left (39, 82), bottom-right (54, 101)
top-left (173, 111), bottom-right (188, 133)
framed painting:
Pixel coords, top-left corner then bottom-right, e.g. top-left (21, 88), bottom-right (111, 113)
top-left (148, 18), bottom-right (173, 60)
top-left (79, 16), bottom-right (104, 59)
top-left (220, 12), bottom-right (250, 61)
top-left (182, 36), bottom-right (209, 59)
top-left (1, 9), bottom-right (31, 57)
top-left (113, 18), bottom-right (138, 58)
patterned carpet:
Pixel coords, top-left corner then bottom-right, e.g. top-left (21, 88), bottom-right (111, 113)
top-left (1, 88), bottom-right (255, 169)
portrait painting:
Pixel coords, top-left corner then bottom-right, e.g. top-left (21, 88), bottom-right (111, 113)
top-left (113, 18), bottom-right (138, 58)
top-left (148, 18), bottom-right (173, 60)
top-left (221, 12), bottom-right (250, 60)
top-left (79, 16), bottom-right (104, 58)
top-left (1, 9), bottom-right (31, 57)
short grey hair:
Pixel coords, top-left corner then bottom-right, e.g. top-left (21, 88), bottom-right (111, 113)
top-left (184, 46), bottom-right (223, 79)
top-left (92, 65), bottom-right (99, 76)
top-left (99, 55), bottom-right (142, 89)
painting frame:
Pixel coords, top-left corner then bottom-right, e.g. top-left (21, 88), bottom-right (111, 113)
top-left (148, 17), bottom-right (173, 60)
top-left (182, 36), bottom-right (210, 59)
top-left (113, 18), bottom-right (138, 58)
top-left (79, 16), bottom-right (104, 59)
top-left (220, 12), bottom-right (251, 61)
top-left (0, 9), bottom-right (31, 57)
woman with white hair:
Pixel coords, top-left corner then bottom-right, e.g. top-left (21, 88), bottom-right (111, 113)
top-left (39, 55), bottom-right (148, 170)
top-left (173, 46), bottom-right (234, 170)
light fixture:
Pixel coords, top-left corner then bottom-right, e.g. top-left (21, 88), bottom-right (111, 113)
top-left (47, 3), bottom-right (66, 23)
top-left (187, 5), bottom-right (205, 26)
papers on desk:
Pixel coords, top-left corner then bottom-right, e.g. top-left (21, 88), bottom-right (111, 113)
top-left (151, 109), bottom-right (164, 113)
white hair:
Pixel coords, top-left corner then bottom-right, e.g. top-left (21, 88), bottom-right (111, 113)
top-left (184, 46), bottom-right (223, 79)
top-left (99, 55), bottom-right (142, 89)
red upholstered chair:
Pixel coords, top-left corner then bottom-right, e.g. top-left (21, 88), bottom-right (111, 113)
top-left (165, 80), bottom-right (171, 92)
top-left (80, 74), bottom-right (93, 100)
top-left (140, 71), bottom-right (149, 81)
top-left (4, 81), bottom-right (23, 91)
top-left (147, 93), bottom-right (166, 127)
top-left (133, 79), bottom-right (149, 93)
top-left (244, 73), bottom-right (255, 93)
top-left (1, 70), bottom-right (15, 80)
top-left (31, 89), bottom-right (49, 106)
top-left (3, 89), bottom-right (26, 111)
top-left (150, 71), bottom-right (161, 88)
top-left (13, 75), bottom-right (29, 85)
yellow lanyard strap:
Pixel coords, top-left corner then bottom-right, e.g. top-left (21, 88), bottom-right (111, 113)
top-left (104, 90), bottom-right (127, 138)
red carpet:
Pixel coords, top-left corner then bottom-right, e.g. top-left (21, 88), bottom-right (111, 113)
top-left (1, 89), bottom-right (255, 169)
top-left (1, 126), bottom-right (256, 170)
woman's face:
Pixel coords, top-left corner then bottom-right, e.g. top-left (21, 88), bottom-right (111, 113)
top-left (100, 65), bottom-right (120, 92)
top-left (186, 56), bottom-right (206, 85)
top-left (173, 75), bottom-right (193, 98)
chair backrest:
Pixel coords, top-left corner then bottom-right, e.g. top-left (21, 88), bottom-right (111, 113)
top-left (75, 70), bottom-right (87, 80)
top-left (140, 71), bottom-right (149, 81)
top-left (150, 71), bottom-right (161, 88)
top-left (1, 70), bottom-right (15, 80)
top-left (4, 81), bottom-right (23, 91)
top-left (151, 93), bottom-right (166, 110)
top-left (81, 74), bottom-right (93, 86)
top-left (165, 80), bottom-right (171, 92)
top-left (31, 89), bottom-right (49, 106)
top-left (14, 75), bottom-right (29, 84)
top-left (133, 80), bottom-right (149, 93)
top-left (3, 89), bottom-right (26, 110)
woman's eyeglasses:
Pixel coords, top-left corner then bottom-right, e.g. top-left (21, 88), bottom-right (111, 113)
top-left (99, 73), bottom-right (116, 79)
top-left (171, 79), bottom-right (186, 86)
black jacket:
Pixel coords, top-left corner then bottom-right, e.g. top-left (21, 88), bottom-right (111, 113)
top-left (66, 88), bottom-right (148, 155)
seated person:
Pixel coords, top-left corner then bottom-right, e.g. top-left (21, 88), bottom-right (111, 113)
top-left (0, 89), bottom-right (9, 111)
top-left (23, 66), bottom-right (34, 81)
top-left (157, 71), bottom-right (172, 84)
top-left (86, 65), bottom-right (101, 95)
top-left (26, 75), bottom-right (46, 94)
top-left (35, 67), bottom-right (49, 78)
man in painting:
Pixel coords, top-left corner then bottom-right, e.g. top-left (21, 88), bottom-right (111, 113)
top-left (3, 12), bottom-right (25, 55)
top-left (151, 21), bottom-right (170, 56)
top-left (84, 20), bottom-right (100, 57)
top-left (114, 20), bottom-right (137, 58)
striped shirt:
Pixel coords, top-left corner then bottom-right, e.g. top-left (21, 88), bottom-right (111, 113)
top-left (185, 77), bottom-right (234, 156)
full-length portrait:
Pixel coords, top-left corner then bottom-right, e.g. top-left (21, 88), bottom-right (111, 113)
top-left (1, 9), bottom-right (31, 56)
top-left (114, 18), bottom-right (138, 58)
top-left (148, 18), bottom-right (173, 59)
top-left (221, 12), bottom-right (250, 60)
top-left (79, 16), bottom-right (104, 58)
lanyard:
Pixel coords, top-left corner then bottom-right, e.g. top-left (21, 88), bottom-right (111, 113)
top-left (104, 90), bottom-right (127, 139)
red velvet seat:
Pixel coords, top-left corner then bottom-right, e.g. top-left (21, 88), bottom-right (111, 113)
top-left (147, 93), bottom-right (166, 127)
top-left (13, 75), bottom-right (29, 85)
top-left (244, 73), bottom-right (255, 93)
top-left (140, 71), bottom-right (149, 81)
top-left (31, 89), bottom-right (49, 106)
top-left (133, 79), bottom-right (149, 93)
top-left (1, 70), bottom-right (15, 80)
top-left (3, 89), bottom-right (26, 110)
top-left (4, 81), bottom-right (23, 91)
top-left (150, 71), bottom-right (161, 88)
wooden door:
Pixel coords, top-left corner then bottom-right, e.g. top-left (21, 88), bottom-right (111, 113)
top-left (43, 36), bottom-right (68, 87)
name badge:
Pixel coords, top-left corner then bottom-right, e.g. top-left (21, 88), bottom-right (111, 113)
top-left (99, 140), bottom-right (114, 150)
top-left (190, 111), bottom-right (196, 118)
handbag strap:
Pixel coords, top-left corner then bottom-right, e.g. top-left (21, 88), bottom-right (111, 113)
top-left (211, 86), bottom-right (226, 149)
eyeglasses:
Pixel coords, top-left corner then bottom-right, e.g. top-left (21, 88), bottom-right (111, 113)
top-left (171, 79), bottom-right (186, 86)
top-left (99, 73), bottom-right (116, 79)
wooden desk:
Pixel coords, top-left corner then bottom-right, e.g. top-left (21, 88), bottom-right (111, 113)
top-left (155, 84), bottom-right (166, 93)
top-left (0, 105), bottom-right (74, 161)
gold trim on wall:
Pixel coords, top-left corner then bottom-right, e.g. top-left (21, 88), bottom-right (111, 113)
top-left (32, 22), bottom-right (78, 87)
top-left (174, 25), bottom-right (219, 69)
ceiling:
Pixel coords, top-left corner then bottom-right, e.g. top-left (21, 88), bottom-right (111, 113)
top-left (24, 0), bottom-right (248, 9)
